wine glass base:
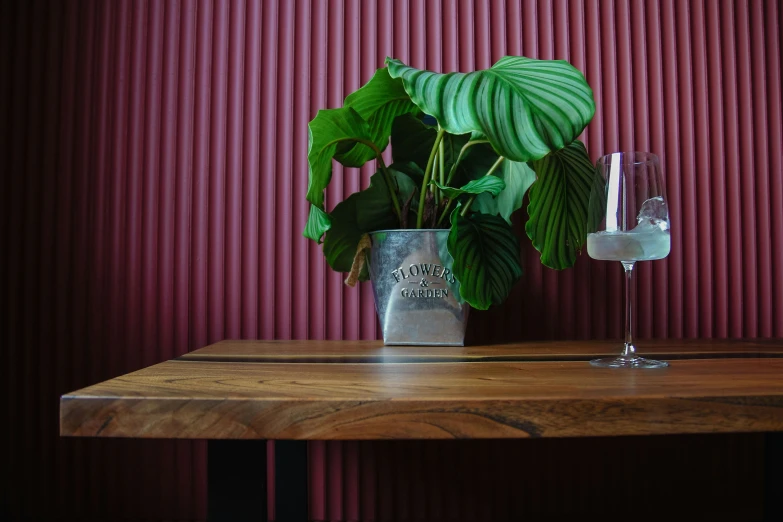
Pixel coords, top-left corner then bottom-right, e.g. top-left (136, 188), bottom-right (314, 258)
top-left (590, 355), bottom-right (669, 368)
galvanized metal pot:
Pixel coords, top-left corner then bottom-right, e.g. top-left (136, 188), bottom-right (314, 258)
top-left (368, 229), bottom-right (469, 345)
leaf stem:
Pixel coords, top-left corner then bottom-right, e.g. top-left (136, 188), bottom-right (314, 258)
top-left (436, 198), bottom-right (453, 226)
top-left (431, 149), bottom-right (439, 205)
top-left (438, 134), bottom-right (445, 200)
top-left (460, 156), bottom-right (505, 217)
top-left (417, 127), bottom-right (446, 228)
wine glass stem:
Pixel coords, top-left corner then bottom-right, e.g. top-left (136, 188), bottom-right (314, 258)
top-left (622, 261), bottom-right (636, 357)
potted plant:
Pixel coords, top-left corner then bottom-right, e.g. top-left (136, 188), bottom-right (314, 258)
top-left (303, 56), bottom-right (596, 345)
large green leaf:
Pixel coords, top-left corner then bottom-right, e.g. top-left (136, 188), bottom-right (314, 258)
top-left (306, 107), bottom-right (373, 206)
top-left (471, 159), bottom-right (536, 222)
top-left (387, 56), bottom-right (595, 162)
top-left (388, 161), bottom-right (425, 187)
top-left (496, 159), bottom-right (537, 222)
top-left (391, 113), bottom-right (469, 170)
top-left (356, 173), bottom-right (399, 232)
top-left (448, 205), bottom-right (523, 310)
top-left (336, 68), bottom-right (420, 166)
top-left (304, 107), bottom-right (374, 242)
top-left (431, 176), bottom-right (505, 199)
top-left (323, 173), bottom-right (398, 275)
top-left (389, 166), bottom-right (418, 201)
top-left (303, 205), bottom-right (331, 242)
top-left (322, 194), bottom-right (364, 273)
top-left (473, 192), bottom-right (498, 217)
top-left (525, 140), bottom-right (594, 269)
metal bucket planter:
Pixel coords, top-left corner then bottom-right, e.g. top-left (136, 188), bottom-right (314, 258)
top-left (368, 229), bottom-right (469, 345)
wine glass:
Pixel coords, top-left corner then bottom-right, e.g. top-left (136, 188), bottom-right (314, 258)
top-left (586, 152), bottom-right (671, 368)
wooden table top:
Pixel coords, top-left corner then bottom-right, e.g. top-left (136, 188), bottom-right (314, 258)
top-left (60, 339), bottom-right (783, 440)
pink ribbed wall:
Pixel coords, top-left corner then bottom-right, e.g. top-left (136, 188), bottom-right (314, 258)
top-left (1, 0), bottom-right (781, 520)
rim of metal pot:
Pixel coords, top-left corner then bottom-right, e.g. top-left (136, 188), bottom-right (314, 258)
top-left (370, 228), bottom-right (449, 234)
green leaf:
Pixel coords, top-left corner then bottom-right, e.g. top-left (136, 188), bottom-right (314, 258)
top-left (525, 140), bottom-right (594, 269)
top-left (470, 159), bottom-right (535, 221)
top-left (303, 205), bottom-right (332, 242)
top-left (336, 68), bottom-right (420, 166)
top-left (448, 205), bottom-right (523, 310)
top-left (473, 192), bottom-right (499, 216)
top-left (391, 114), bottom-right (434, 166)
top-left (322, 194), bottom-right (364, 273)
top-left (390, 167), bottom-right (418, 201)
top-left (323, 173), bottom-right (398, 275)
top-left (387, 56), bottom-right (595, 162)
top-left (495, 159), bottom-right (536, 222)
top-left (391, 113), bottom-right (469, 170)
top-left (356, 173), bottom-right (398, 232)
top-left (389, 161), bottom-right (425, 188)
top-left (431, 176), bottom-right (505, 199)
top-left (305, 106), bottom-right (374, 212)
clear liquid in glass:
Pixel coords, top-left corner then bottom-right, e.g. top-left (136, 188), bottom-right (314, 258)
top-left (586, 229), bottom-right (670, 261)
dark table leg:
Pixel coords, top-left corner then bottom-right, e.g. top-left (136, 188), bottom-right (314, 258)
top-left (208, 440), bottom-right (268, 522)
top-left (765, 432), bottom-right (782, 522)
top-left (275, 440), bottom-right (309, 522)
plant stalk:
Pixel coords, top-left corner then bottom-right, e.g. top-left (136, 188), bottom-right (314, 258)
top-left (436, 192), bottom-right (457, 226)
top-left (431, 149), bottom-right (439, 205)
top-left (460, 156), bottom-right (505, 217)
top-left (417, 127), bottom-right (446, 228)
top-left (438, 134), bottom-right (445, 199)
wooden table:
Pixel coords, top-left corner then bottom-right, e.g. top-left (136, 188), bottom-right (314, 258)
top-left (60, 339), bottom-right (783, 521)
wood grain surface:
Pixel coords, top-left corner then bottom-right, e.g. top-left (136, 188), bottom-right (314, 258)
top-left (60, 340), bottom-right (783, 440)
top-left (179, 338), bottom-right (783, 362)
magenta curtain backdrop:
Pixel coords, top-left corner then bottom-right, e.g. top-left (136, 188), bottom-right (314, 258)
top-left (1, 0), bottom-right (781, 520)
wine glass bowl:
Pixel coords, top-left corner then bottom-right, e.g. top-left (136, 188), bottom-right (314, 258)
top-left (587, 152), bottom-right (671, 369)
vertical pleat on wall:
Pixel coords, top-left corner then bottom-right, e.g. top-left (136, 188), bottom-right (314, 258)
top-left (1, 1), bottom-right (781, 520)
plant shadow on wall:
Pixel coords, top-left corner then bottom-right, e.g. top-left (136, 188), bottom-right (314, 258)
top-left (303, 56), bottom-right (600, 324)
